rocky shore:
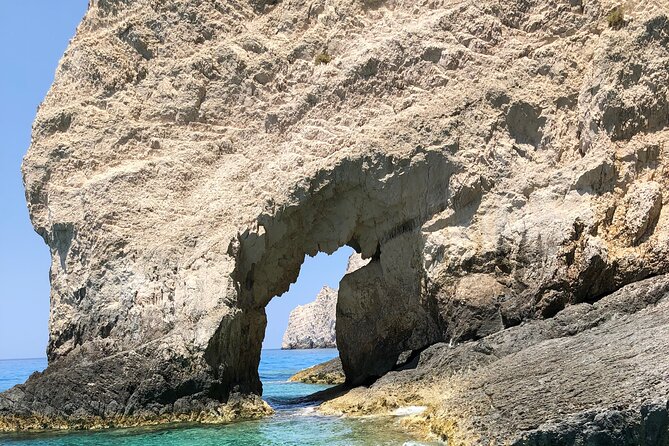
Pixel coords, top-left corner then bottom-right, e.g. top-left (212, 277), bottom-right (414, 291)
top-left (318, 274), bottom-right (669, 445)
top-left (0, 393), bottom-right (272, 432)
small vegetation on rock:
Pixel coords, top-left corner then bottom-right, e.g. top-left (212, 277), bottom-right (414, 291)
top-left (607, 6), bottom-right (625, 29)
top-left (314, 52), bottom-right (332, 65)
top-left (362, 0), bottom-right (386, 8)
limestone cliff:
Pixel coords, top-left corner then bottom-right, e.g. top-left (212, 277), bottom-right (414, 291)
top-left (2, 0), bottom-right (669, 443)
top-left (282, 286), bottom-right (337, 349)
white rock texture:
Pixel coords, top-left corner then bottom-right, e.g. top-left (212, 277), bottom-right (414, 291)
top-left (282, 285), bottom-right (337, 349)
top-left (1, 0), bottom-right (668, 442)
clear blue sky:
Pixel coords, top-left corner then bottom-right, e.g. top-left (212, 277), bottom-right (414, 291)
top-left (0, 1), bottom-right (88, 360)
top-left (0, 2), bottom-right (348, 358)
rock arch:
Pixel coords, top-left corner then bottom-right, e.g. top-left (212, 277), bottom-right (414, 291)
top-left (206, 149), bottom-right (452, 394)
top-left (6, 0), bottom-right (669, 439)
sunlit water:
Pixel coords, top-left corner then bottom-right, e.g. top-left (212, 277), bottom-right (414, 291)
top-left (0, 350), bottom-right (437, 445)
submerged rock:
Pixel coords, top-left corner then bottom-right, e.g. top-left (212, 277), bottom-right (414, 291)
top-left (4, 0), bottom-right (669, 443)
top-left (282, 286), bottom-right (337, 349)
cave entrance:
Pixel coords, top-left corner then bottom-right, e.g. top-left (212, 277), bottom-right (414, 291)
top-left (205, 150), bottom-right (454, 401)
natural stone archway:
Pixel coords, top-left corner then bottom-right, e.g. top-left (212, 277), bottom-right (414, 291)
top-left (206, 149), bottom-right (453, 394)
top-left (3, 0), bottom-right (669, 441)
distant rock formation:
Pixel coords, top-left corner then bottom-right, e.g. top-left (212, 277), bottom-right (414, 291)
top-left (282, 286), bottom-right (337, 349)
top-left (281, 253), bottom-right (368, 349)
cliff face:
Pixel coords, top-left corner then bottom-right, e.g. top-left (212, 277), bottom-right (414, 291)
top-left (282, 286), bottom-right (337, 349)
top-left (3, 0), bottom-right (669, 442)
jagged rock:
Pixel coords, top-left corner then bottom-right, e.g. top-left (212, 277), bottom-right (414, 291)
top-left (321, 274), bottom-right (669, 445)
top-left (3, 0), bottom-right (669, 443)
top-left (345, 252), bottom-right (369, 274)
top-left (339, 234), bottom-right (442, 383)
top-left (282, 286), bottom-right (337, 349)
top-left (612, 181), bottom-right (663, 245)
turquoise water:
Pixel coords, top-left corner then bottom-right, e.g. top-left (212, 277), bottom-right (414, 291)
top-left (0, 350), bottom-right (436, 445)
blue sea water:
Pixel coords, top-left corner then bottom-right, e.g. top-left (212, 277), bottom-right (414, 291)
top-left (0, 350), bottom-right (437, 445)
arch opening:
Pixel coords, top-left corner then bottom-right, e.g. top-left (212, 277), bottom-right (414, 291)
top-left (258, 247), bottom-right (353, 408)
top-left (264, 246), bottom-right (353, 352)
top-left (205, 149), bottom-right (455, 401)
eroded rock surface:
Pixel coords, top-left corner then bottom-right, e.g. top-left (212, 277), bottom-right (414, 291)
top-left (3, 0), bottom-right (669, 442)
top-left (282, 285), bottom-right (337, 349)
top-left (321, 274), bottom-right (669, 445)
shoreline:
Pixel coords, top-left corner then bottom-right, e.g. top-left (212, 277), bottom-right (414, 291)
top-left (0, 386), bottom-right (442, 445)
top-left (4, 270), bottom-right (669, 443)
top-left (0, 395), bottom-right (273, 433)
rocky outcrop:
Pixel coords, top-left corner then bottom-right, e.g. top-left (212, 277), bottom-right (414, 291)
top-left (3, 0), bottom-right (669, 442)
top-left (288, 357), bottom-right (345, 385)
top-left (321, 274), bottom-right (669, 445)
top-left (345, 252), bottom-right (369, 274)
top-left (282, 286), bottom-right (337, 349)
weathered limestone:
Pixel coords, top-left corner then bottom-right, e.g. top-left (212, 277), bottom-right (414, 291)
top-left (282, 285), bottom-right (337, 349)
top-left (3, 0), bottom-right (669, 443)
top-left (338, 232), bottom-right (441, 383)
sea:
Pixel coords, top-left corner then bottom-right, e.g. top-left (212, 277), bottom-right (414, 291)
top-left (0, 349), bottom-right (437, 445)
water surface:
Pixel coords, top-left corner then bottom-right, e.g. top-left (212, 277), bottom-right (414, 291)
top-left (1, 350), bottom-right (437, 445)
